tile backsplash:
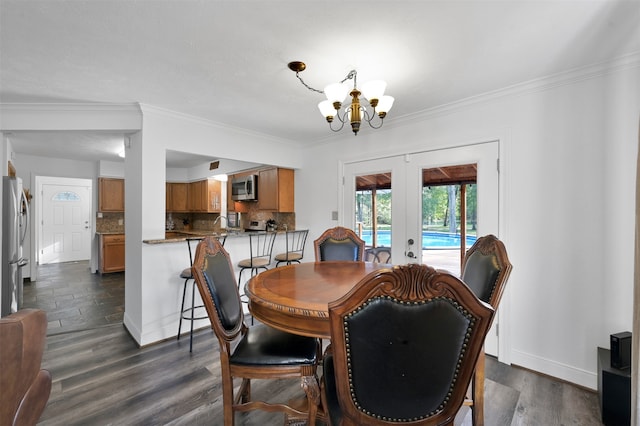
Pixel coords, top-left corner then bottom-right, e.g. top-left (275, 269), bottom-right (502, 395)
top-left (97, 211), bottom-right (296, 234)
top-left (96, 212), bottom-right (124, 233)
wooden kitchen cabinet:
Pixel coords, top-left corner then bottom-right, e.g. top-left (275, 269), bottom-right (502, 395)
top-left (257, 167), bottom-right (294, 212)
top-left (166, 182), bottom-right (189, 212)
top-left (98, 178), bottom-right (124, 212)
top-left (188, 179), bottom-right (222, 212)
top-left (100, 234), bottom-right (125, 274)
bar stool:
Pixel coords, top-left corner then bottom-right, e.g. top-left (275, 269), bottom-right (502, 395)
top-left (274, 229), bottom-right (308, 266)
top-left (237, 232), bottom-right (276, 287)
top-left (177, 236), bottom-right (225, 352)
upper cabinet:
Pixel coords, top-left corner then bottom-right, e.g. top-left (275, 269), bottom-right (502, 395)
top-left (166, 182), bottom-right (189, 212)
top-left (228, 167), bottom-right (294, 213)
top-left (166, 179), bottom-right (221, 213)
top-left (186, 179), bottom-right (222, 213)
top-left (98, 178), bottom-right (124, 212)
top-left (257, 167), bottom-right (294, 212)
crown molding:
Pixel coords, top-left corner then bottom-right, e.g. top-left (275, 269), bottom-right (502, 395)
top-left (392, 51), bottom-right (640, 127)
top-left (139, 103), bottom-right (300, 148)
top-left (0, 102), bottom-right (142, 131)
top-left (0, 102), bottom-right (141, 113)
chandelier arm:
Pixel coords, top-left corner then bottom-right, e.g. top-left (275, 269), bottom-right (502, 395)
top-left (329, 112), bottom-right (347, 132)
top-left (362, 108), bottom-right (385, 129)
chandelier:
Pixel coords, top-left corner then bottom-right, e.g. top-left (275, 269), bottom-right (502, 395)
top-left (288, 61), bottom-right (394, 135)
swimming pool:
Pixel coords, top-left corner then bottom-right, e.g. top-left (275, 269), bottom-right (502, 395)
top-left (360, 230), bottom-right (477, 249)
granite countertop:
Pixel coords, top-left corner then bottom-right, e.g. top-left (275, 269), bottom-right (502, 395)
top-left (142, 229), bottom-right (285, 244)
top-left (95, 231), bottom-right (125, 235)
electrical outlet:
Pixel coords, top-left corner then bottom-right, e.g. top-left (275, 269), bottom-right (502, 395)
top-left (118, 219), bottom-right (123, 225)
top-left (97, 212), bottom-right (103, 218)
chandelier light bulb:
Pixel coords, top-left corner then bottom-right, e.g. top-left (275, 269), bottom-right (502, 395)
top-left (318, 100), bottom-right (335, 122)
top-left (361, 80), bottom-right (387, 107)
top-left (324, 82), bottom-right (349, 105)
top-left (376, 95), bottom-right (395, 116)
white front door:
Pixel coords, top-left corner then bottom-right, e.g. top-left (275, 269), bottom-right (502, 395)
top-left (343, 141), bottom-right (502, 355)
top-left (39, 178), bottom-right (92, 264)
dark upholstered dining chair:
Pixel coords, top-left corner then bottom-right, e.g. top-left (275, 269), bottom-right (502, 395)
top-left (0, 309), bottom-right (52, 426)
top-left (313, 226), bottom-right (365, 262)
top-left (320, 263), bottom-right (495, 426)
top-left (191, 237), bottom-right (320, 426)
top-left (460, 234), bottom-right (513, 426)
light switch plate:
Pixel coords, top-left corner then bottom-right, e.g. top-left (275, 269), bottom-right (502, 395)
top-left (331, 211), bottom-right (338, 220)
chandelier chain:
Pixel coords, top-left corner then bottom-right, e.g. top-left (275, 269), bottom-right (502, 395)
top-left (294, 70), bottom-right (358, 94)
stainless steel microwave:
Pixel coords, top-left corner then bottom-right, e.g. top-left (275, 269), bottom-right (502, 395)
top-left (231, 175), bottom-right (257, 201)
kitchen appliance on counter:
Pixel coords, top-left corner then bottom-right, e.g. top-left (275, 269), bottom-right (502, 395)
top-left (227, 212), bottom-right (240, 228)
top-left (2, 176), bottom-right (30, 317)
top-left (231, 174), bottom-right (257, 201)
top-left (245, 220), bottom-right (266, 232)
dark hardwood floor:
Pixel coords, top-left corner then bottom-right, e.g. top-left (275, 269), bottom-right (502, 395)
top-left (22, 261), bottom-right (124, 335)
top-left (23, 261), bottom-right (604, 425)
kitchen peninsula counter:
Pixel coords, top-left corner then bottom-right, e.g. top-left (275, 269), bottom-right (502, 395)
top-left (133, 228), bottom-right (305, 345)
top-left (142, 230), bottom-right (285, 244)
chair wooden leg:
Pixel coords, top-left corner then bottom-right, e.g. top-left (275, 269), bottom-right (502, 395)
top-left (301, 373), bottom-right (320, 426)
top-left (222, 367), bottom-right (236, 426)
top-left (471, 350), bottom-right (486, 426)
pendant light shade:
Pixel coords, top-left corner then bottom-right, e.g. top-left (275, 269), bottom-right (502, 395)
top-left (324, 82), bottom-right (349, 105)
top-left (361, 80), bottom-right (387, 106)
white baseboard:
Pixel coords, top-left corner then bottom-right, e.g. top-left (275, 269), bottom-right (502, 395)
top-left (510, 349), bottom-right (597, 390)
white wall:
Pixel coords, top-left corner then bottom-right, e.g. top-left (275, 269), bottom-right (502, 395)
top-left (296, 58), bottom-right (640, 389)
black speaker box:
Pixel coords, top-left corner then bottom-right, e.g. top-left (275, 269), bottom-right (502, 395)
top-left (610, 331), bottom-right (632, 370)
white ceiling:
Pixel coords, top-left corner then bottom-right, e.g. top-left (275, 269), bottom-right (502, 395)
top-left (1, 1), bottom-right (639, 166)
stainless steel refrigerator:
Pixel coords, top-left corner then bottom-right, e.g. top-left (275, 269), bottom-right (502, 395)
top-left (1, 176), bottom-right (29, 317)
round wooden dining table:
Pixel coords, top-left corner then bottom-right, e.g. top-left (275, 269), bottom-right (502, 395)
top-left (246, 261), bottom-right (392, 339)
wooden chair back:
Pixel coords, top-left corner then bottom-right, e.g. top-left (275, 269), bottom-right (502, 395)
top-left (461, 234), bottom-right (512, 315)
top-left (314, 226), bottom-right (365, 262)
top-left (323, 264), bottom-right (494, 425)
top-left (460, 234), bottom-right (512, 426)
top-left (192, 237), bottom-right (245, 345)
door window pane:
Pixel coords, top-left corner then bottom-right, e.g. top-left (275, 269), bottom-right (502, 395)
top-left (355, 173), bottom-right (392, 263)
top-left (52, 191), bottom-right (81, 201)
top-left (421, 164), bottom-right (477, 275)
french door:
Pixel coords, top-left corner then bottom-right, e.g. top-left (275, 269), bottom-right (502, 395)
top-left (343, 142), bottom-right (501, 354)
